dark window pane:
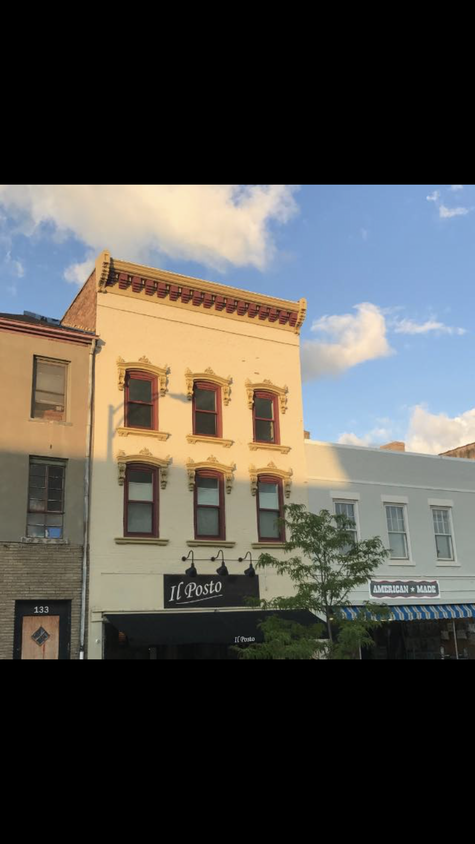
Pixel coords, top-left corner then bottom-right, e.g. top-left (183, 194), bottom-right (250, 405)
top-left (255, 397), bottom-right (273, 419)
top-left (127, 502), bottom-right (153, 533)
top-left (30, 464), bottom-right (47, 478)
top-left (195, 412), bottom-right (217, 436)
top-left (128, 403), bottom-right (153, 428)
top-left (259, 510), bottom-right (280, 538)
top-left (255, 419), bottom-right (274, 442)
top-left (128, 378), bottom-right (152, 402)
top-left (48, 466), bottom-right (65, 479)
top-left (128, 469), bottom-right (153, 485)
top-left (27, 514), bottom-right (46, 527)
top-left (47, 488), bottom-right (63, 501)
top-left (45, 514), bottom-right (63, 526)
top-left (197, 508), bottom-right (219, 536)
top-left (195, 388), bottom-right (216, 411)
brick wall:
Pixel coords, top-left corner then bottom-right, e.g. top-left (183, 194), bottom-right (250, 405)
top-left (0, 543), bottom-right (84, 659)
top-left (62, 271), bottom-right (97, 332)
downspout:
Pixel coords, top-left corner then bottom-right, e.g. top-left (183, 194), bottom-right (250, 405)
top-left (79, 337), bottom-right (97, 659)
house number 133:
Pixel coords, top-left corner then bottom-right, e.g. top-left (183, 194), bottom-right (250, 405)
top-left (34, 606), bottom-right (49, 614)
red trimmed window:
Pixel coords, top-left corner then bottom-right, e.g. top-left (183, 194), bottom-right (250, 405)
top-left (124, 464), bottom-right (158, 537)
top-left (257, 475), bottom-right (284, 541)
top-left (253, 391), bottom-right (279, 444)
top-left (125, 371), bottom-right (158, 430)
top-left (194, 470), bottom-right (225, 539)
top-left (193, 381), bottom-right (222, 438)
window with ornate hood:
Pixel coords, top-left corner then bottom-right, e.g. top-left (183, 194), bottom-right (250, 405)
top-left (116, 356), bottom-right (169, 440)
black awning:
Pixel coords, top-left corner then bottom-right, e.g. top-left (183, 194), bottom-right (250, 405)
top-left (104, 610), bottom-right (319, 646)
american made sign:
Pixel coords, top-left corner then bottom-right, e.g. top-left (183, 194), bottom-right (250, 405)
top-left (164, 575), bottom-right (260, 609)
top-left (370, 579), bottom-right (440, 599)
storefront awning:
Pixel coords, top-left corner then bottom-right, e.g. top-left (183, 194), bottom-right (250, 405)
top-left (341, 604), bottom-right (475, 622)
top-left (104, 609), bottom-right (319, 646)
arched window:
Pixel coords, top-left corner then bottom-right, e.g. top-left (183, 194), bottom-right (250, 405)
top-left (193, 381), bottom-right (222, 438)
top-left (256, 475), bottom-right (284, 541)
top-left (125, 370), bottom-right (158, 430)
top-left (124, 463), bottom-right (158, 537)
top-left (194, 469), bottom-right (225, 539)
top-left (253, 391), bottom-right (280, 444)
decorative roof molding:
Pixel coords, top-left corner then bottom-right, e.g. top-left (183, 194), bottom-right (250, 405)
top-left (117, 356), bottom-right (168, 396)
top-left (100, 255), bottom-right (306, 334)
top-left (185, 368), bottom-right (232, 404)
top-left (245, 379), bottom-right (289, 413)
top-left (186, 456), bottom-right (236, 494)
top-left (249, 462), bottom-right (293, 498)
top-left (116, 449), bottom-right (171, 489)
top-left (96, 250), bottom-right (111, 293)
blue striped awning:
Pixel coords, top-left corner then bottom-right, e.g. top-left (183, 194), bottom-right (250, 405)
top-left (340, 604), bottom-right (475, 622)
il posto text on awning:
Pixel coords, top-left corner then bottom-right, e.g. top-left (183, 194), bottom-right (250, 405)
top-left (370, 579), bottom-right (440, 599)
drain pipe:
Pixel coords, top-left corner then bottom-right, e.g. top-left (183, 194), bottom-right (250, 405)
top-left (79, 337), bottom-right (97, 659)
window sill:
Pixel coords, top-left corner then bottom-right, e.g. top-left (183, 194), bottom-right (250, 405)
top-left (29, 418), bottom-right (72, 427)
top-left (117, 427), bottom-right (169, 440)
top-left (186, 434), bottom-right (233, 448)
top-left (186, 540), bottom-right (236, 547)
top-left (115, 537), bottom-right (169, 545)
top-left (388, 560), bottom-right (415, 566)
top-left (252, 542), bottom-right (286, 549)
top-left (21, 537), bottom-right (70, 544)
top-left (436, 561), bottom-right (460, 567)
top-left (248, 442), bottom-right (291, 454)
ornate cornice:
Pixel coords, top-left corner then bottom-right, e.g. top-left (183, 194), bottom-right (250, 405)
top-left (245, 379), bottom-right (288, 413)
top-left (249, 462), bottom-right (293, 498)
top-left (117, 356), bottom-right (168, 395)
top-left (116, 449), bottom-right (171, 489)
top-left (248, 442), bottom-right (291, 454)
top-left (186, 456), bottom-right (236, 494)
top-left (100, 256), bottom-right (306, 334)
top-left (185, 368), bottom-right (232, 404)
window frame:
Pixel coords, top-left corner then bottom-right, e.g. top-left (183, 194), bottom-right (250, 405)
top-left (31, 356), bottom-right (69, 423)
top-left (431, 506), bottom-right (455, 562)
top-left (194, 469), bottom-right (225, 540)
top-left (334, 499), bottom-right (359, 549)
top-left (252, 390), bottom-right (280, 445)
top-left (124, 463), bottom-right (159, 538)
top-left (125, 370), bottom-right (158, 431)
top-left (192, 380), bottom-right (222, 439)
top-left (384, 503), bottom-right (409, 560)
top-left (256, 474), bottom-right (285, 542)
top-left (27, 458), bottom-right (66, 539)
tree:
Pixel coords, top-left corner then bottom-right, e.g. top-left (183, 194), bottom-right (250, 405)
top-left (237, 504), bottom-right (389, 660)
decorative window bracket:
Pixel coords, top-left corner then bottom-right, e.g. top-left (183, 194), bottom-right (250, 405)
top-left (186, 456), bottom-right (236, 494)
top-left (245, 379), bottom-right (288, 414)
top-left (249, 462), bottom-right (293, 498)
top-left (117, 356), bottom-right (169, 396)
top-left (185, 367), bottom-right (232, 405)
top-left (117, 449), bottom-right (171, 489)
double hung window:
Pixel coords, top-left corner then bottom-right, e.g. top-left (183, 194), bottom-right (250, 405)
top-left (32, 357), bottom-right (68, 422)
top-left (195, 471), bottom-right (225, 539)
top-left (124, 464), bottom-right (158, 536)
top-left (193, 382), bottom-right (221, 438)
top-left (125, 371), bottom-right (157, 430)
top-left (257, 476), bottom-right (284, 541)
top-left (253, 391), bottom-right (279, 444)
top-left (334, 500), bottom-right (358, 551)
top-left (432, 508), bottom-right (454, 560)
top-left (27, 459), bottom-right (66, 538)
top-left (385, 505), bottom-right (409, 559)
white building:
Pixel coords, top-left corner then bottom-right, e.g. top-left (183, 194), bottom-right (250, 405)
top-left (305, 440), bottom-right (475, 659)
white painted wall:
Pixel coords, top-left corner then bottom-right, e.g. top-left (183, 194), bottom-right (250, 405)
top-left (305, 441), bottom-right (475, 607)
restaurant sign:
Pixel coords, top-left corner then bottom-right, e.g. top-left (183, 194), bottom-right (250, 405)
top-left (370, 579), bottom-right (440, 599)
top-left (164, 575), bottom-right (260, 609)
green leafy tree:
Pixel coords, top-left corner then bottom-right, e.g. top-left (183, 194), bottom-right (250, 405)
top-left (237, 504), bottom-right (389, 660)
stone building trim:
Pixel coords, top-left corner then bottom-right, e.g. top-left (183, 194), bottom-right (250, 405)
top-left (245, 379), bottom-right (289, 414)
top-left (249, 462), bottom-right (293, 498)
top-left (117, 356), bottom-right (168, 396)
top-left (186, 456), bottom-right (236, 494)
top-left (185, 367), bottom-right (232, 405)
top-left (116, 449), bottom-right (171, 489)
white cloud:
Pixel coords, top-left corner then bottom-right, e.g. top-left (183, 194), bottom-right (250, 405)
top-left (407, 405), bottom-right (475, 454)
top-left (301, 302), bottom-right (394, 381)
top-left (393, 317), bottom-right (466, 336)
top-left (426, 190), bottom-right (440, 202)
top-left (450, 185), bottom-right (464, 191)
top-left (439, 204), bottom-right (471, 219)
top-left (338, 427), bottom-right (393, 447)
top-left (0, 185), bottom-right (300, 282)
top-left (64, 252), bottom-right (95, 285)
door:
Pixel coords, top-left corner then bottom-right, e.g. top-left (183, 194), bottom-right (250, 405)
top-left (21, 615), bottom-right (60, 660)
top-left (14, 601), bottom-right (71, 659)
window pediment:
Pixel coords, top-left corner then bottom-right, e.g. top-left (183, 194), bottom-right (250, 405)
top-left (249, 462), bottom-right (293, 498)
top-left (245, 379), bottom-right (288, 414)
top-left (185, 368), bottom-right (232, 405)
top-left (186, 456), bottom-right (236, 494)
top-left (117, 449), bottom-right (171, 488)
top-left (117, 356), bottom-right (168, 396)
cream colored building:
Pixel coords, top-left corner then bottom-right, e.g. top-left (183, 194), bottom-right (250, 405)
top-left (63, 251), bottom-right (309, 659)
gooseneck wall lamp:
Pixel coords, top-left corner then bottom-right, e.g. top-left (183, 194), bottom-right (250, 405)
top-left (211, 549), bottom-right (229, 577)
top-left (239, 551), bottom-right (256, 577)
top-left (182, 550), bottom-right (197, 578)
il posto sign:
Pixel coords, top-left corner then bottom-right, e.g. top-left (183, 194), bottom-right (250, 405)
top-left (164, 575), bottom-right (260, 609)
top-left (370, 579), bottom-right (440, 599)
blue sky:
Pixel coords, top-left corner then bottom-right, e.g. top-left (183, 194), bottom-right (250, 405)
top-left (1, 184), bottom-right (474, 454)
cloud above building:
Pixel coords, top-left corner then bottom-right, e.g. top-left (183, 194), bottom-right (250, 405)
top-left (0, 184), bottom-right (300, 282)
